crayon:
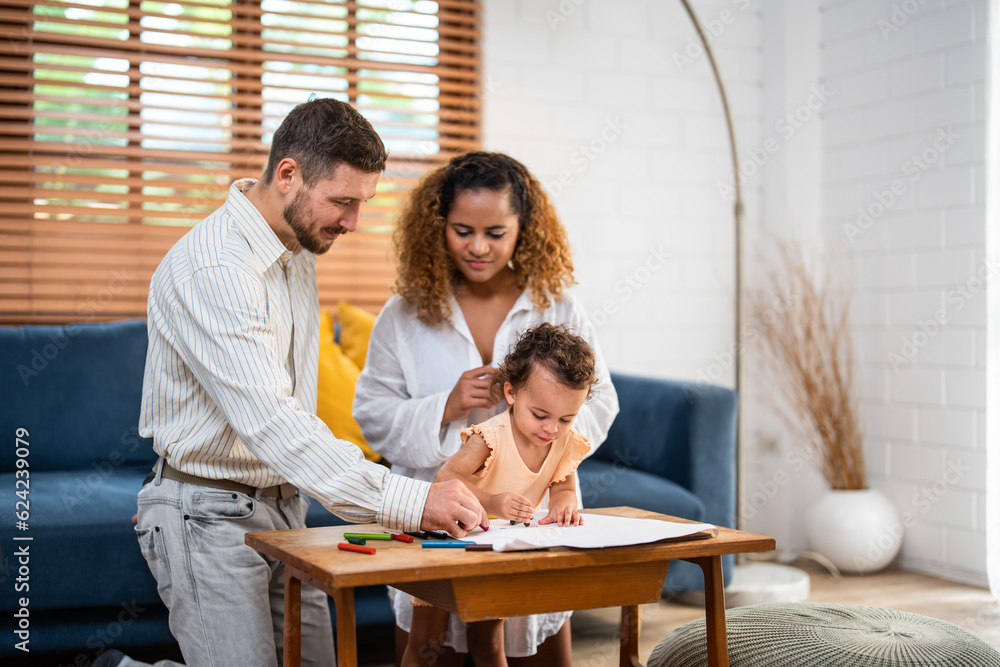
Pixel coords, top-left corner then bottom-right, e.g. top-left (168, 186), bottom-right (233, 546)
top-left (405, 530), bottom-right (452, 540)
top-left (388, 532), bottom-right (414, 543)
top-left (346, 536), bottom-right (366, 545)
top-left (465, 544), bottom-right (494, 551)
top-left (338, 542), bottom-right (376, 555)
top-left (421, 541), bottom-right (474, 548)
top-left (343, 532), bottom-right (392, 540)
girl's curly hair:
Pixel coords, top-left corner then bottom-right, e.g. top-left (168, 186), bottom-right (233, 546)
top-left (393, 151), bottom-right (575, 324)
top-left (490, 323), bottom-right (598, 402)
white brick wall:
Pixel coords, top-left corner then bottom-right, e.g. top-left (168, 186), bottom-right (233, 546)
top-left (481, 0), bottom-right (763, 382)
top-left (821, 0), bottom-right (989, 585)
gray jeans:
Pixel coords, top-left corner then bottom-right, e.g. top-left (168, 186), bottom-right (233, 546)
top-left (135, 475), bottom-right (335, 667)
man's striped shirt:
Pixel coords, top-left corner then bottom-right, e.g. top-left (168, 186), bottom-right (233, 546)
top-left (139, 179), bottom-right (428, 530)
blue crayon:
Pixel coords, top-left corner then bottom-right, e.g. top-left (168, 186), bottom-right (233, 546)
top-left (421, 541), bottom-right (475, 548)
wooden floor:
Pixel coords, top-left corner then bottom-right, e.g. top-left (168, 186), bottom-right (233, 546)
top-left (358, 566), bottom-right (1000, 666)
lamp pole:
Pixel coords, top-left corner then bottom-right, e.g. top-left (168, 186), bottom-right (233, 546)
top-left (677, 0), bottom-right (747, 530)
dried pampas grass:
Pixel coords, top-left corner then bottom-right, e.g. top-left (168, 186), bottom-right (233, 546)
top-left (752, 242), bottom-right (867, 490)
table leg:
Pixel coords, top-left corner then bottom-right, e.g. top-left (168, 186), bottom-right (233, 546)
top-left (332, 587), bottom-right (357, 667)
top-left (619, 604), bottom-right (643, 667)
top-left (284, 568), bottom-right (301, 667)
top-left (692, 555), bottom-right (729, 667)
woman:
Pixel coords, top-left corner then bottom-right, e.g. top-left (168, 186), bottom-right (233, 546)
top-left (354, 151), bottom-right (619, 666)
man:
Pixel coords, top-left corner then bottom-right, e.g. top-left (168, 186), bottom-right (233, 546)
top-left (112, 99), bottom-right (488, 667)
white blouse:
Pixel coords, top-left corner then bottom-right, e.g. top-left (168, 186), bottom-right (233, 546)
top-left (354, 289), bottom-right (619, 657)
top-left (354, 290), bottom-right (619, 484)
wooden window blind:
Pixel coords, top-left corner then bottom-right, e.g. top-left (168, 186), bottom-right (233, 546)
top-left (0, 0), bottom-right (481, 323)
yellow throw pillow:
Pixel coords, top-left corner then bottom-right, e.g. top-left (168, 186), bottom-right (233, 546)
top-left (337, 300), bottom-right (377, 369)
top-left (316, 309), bottom-right (382, 463)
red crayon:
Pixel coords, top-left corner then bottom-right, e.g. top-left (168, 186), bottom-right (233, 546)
top-left (338, 542), bottom-right (376, 555)
top-left (388, 533), bottom-right (414, 543)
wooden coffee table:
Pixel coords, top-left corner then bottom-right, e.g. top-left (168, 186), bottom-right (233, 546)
top-left (246, 507), bottom-right (775, 667)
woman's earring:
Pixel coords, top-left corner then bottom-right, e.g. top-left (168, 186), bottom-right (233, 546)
top-left (507, 260), bottom-right (515, 270)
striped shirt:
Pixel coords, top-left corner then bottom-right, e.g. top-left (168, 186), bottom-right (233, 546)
top-left (139, 179), bottom-right (428, 530)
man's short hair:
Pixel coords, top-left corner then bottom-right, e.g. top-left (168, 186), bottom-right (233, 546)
top-left (261, 98), bottom-right (388, 186)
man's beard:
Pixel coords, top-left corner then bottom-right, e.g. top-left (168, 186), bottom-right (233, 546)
top-left (283, 189), bottom-right (345, 255)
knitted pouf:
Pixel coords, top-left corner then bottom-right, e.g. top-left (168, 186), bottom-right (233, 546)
top-left (648, 602), bottom-right (1000, 667)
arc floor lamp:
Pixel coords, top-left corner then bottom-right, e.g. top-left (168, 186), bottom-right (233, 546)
top-left (677, 0), bottom-right (747, 528)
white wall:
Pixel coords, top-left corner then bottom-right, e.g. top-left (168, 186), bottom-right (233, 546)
top-left (481, 0), bottom-right (991, 586)
top-left (818, 0), bottom-right (989, 586)
top-left (480, 0), bottom-right (764, 384)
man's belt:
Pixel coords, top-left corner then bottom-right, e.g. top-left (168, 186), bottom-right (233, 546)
top-left (159, 461), bottom-right (298, 499)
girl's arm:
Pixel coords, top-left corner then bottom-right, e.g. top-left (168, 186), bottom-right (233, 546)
top-left (539, 475), bottom-right (582, 527)
top-left (436, 434), bottom-right (533, 523)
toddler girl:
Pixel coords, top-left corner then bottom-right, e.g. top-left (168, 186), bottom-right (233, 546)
top-left (403, 322), bottom-right (600, 667)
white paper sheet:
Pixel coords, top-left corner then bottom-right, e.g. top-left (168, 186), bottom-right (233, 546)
top-left (463, 512), bottom-right (717, 552)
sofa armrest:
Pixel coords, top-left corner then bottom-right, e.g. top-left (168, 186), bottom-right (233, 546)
top-left (685, 382), bottom-right (737, 530)
top-left (594, 373), bottom-right (736, 529)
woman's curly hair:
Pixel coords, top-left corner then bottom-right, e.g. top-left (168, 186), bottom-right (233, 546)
top-left (393, 151), bottom-right (575, 324)
top-left (490, 323), bottom-right (598, 402)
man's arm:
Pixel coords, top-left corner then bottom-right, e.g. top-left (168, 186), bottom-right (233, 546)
top-left (164, 264), bottom-right (483, 531)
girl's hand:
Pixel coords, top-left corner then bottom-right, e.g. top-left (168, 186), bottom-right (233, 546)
top-left (489, 492), bottom-right (534, 524)
top-left (442, 365), bottom-right (498, 426)
top-left (539, 504), bottom-right (583, 527)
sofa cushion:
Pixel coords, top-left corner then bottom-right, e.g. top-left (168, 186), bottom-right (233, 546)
top-left (0, 467), bottom-right (160, 612)
top-left (317, 310), bottom-right (381, 463)
top-left (336, 300), bottom-right (376, 369)
top-left (0, 320), bottom-right (155, 473)
top-left (598, 373), bottom-right (694, 489)
top-left (578, 462), bottom-right (707, 522)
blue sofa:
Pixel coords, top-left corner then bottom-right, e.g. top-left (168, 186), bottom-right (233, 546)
top-left (0, 319), bottom-right (736, 659)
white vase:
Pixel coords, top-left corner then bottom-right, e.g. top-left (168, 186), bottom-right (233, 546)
top-left (805, 488), bottom-right (902, 575)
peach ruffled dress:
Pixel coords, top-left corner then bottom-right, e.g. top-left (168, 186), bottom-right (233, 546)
top-left (410, 410), bottom-right (591, 611)
top-left (461, 409), bottom-right (591, 510)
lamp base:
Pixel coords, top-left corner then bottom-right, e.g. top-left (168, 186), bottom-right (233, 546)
top-left (673, 562), bottom-right (810, 608)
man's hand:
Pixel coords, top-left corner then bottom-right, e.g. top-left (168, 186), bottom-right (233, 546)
top-left (420, 479), bottom-right (489, 538)
top-left (441, 365), bottom-right (498, 426)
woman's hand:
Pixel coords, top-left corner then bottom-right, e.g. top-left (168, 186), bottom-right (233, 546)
top-left (488, 492), bottom-right (534, 524)
top-left (441, 365), bottom-right (498, 426)
top-left (538, 503), bottom-right (583, 527)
